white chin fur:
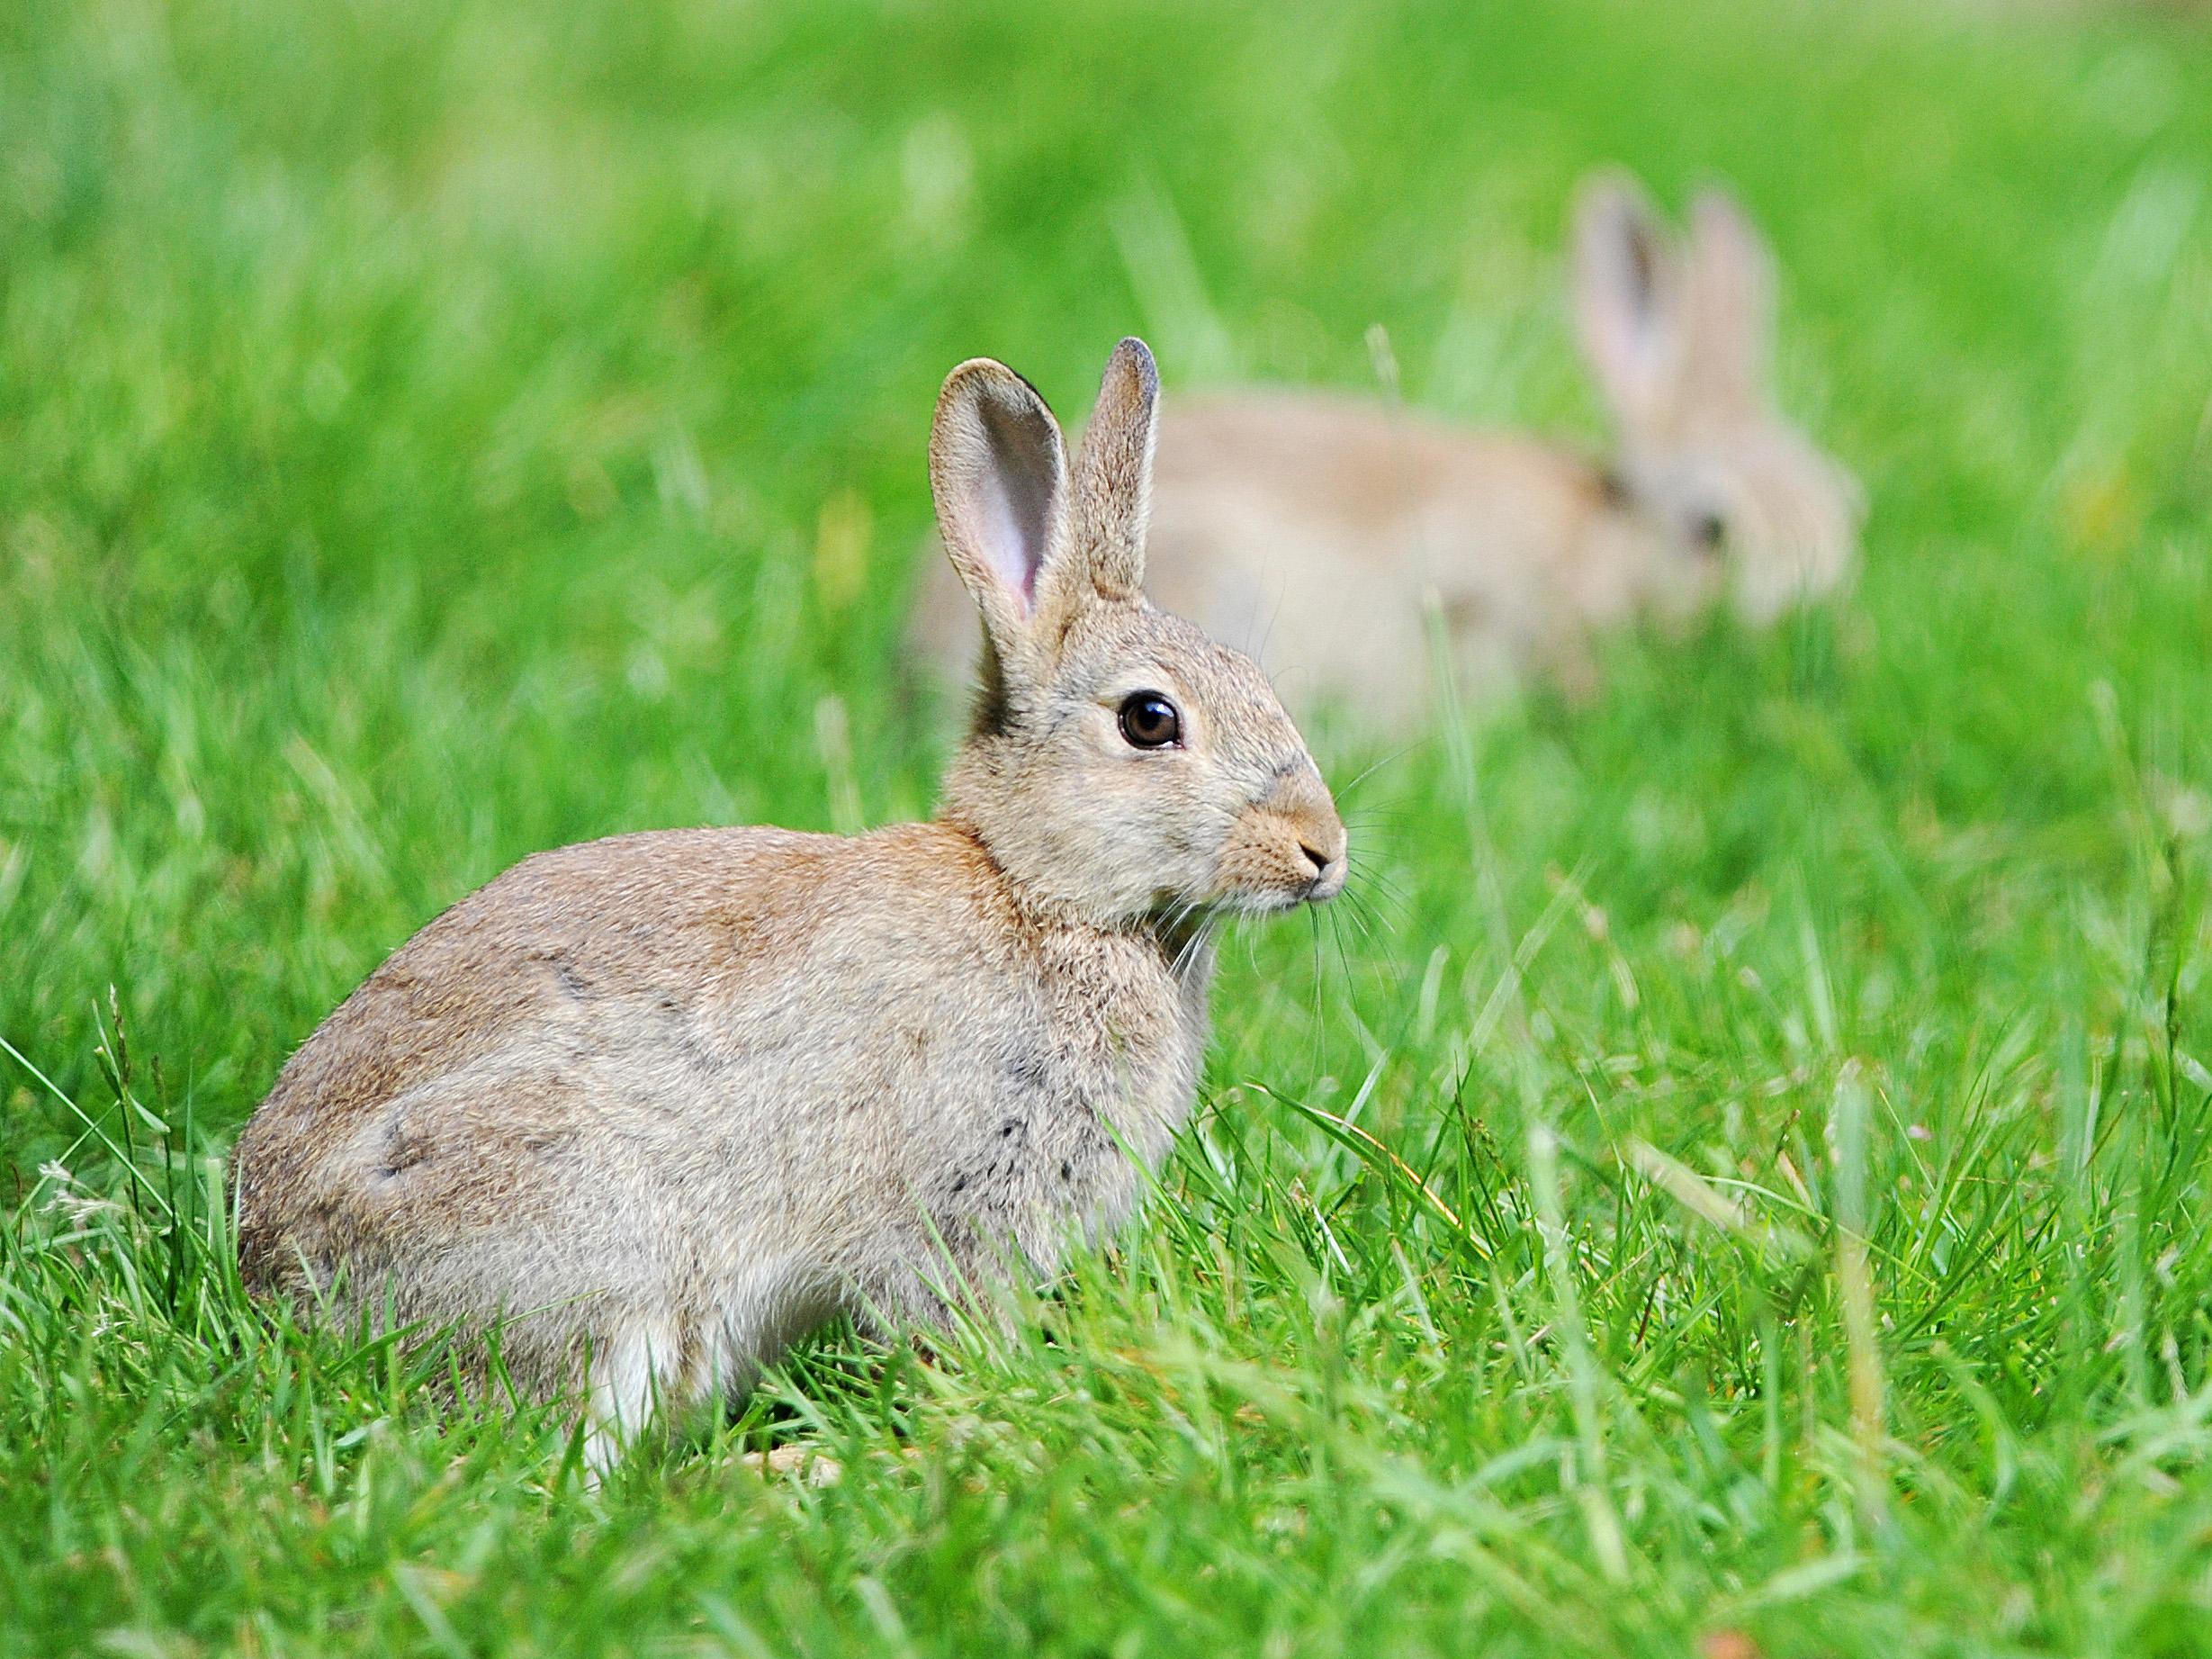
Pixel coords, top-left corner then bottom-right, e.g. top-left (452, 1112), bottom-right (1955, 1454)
top-left (1224, 887), bottom-right (1310, 915)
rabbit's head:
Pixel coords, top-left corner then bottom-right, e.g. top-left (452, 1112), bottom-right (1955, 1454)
top-left (931, 338), bottom-right (1346, 929)
top-left (1572, 172), bottom-right (1863, 626)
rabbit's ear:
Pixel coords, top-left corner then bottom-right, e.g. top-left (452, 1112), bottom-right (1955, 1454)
top-left (1571, 171), bottom-right (1680, 435)
top-left (1683, 187), bottom-right (1776, 412)
top-left (930, 359), bottom-right (1072, 666)
top-left (1068, 337), bottom-right (1159, 600)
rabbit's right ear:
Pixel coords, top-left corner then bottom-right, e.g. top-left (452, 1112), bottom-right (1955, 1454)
top-left (930, 360), bottom-right (1072, 674)
top-left (1571, 170), bottom-right (1681, 437)
top-left (1068, 337), bottom-right (1160, 601)
top-left (1682, 188), bottom-right (1776, 413)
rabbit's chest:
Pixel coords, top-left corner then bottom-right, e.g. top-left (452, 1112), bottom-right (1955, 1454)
top-left (934, 1028), bottom-right (1192, 1224)
top-left (916, 979), bottom-right (1207, 1258)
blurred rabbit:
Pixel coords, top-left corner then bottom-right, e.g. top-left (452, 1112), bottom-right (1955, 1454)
top-left (230, 339), bottom-right (1346, 1468)
top-left (913, 172), bottom-right (1861, 726)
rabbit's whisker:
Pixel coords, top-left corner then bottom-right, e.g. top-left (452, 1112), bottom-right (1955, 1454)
top-left (1333, 744), bottom-right (1416, 802)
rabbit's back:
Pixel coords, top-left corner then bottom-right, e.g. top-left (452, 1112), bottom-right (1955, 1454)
top-left (237, 825), bottom-right (855, 1267)
top-left (1142, 392), bottom-right (1645, 716)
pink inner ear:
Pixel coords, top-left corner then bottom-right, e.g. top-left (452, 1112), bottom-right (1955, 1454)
top-left (976, 458), bottom-right (1048, 614)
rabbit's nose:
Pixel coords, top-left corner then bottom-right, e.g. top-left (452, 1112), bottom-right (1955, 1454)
top-left (1298, 840), bottom-right (1346, 903)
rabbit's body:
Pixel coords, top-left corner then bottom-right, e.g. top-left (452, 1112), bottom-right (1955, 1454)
top-left (1139, 393), bottom-right (1661, 717)
top-left (236, 823), bottom-right (1203, 1438)
top-left (232, 340), bottom-right (1345, 1464)
top-left (913, 173), bottom-right (1861, 726)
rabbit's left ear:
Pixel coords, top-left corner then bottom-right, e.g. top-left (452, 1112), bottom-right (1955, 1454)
top-left (931, 358), bottom-right (1072, 676)
top-left (1571, 170), bottom-right (1682, 437)
top-left (1068, 338), bottom-right (1159, 601)
top-left (1684, 187), bottom-right (1776, 410)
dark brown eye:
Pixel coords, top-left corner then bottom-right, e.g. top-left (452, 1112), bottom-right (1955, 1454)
top-left (1689, 509), bottom-right (1728, 554)
top-left (1117, 691), bottom-right (1182, 749)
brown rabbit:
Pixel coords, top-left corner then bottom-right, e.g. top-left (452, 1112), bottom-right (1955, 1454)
top-left (229, 338), bottom-right (1346, 1466)
top-left (913, 172), bottom-right (1862, 726)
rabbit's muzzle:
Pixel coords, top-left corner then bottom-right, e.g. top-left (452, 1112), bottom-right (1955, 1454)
top-left (1219, 763), bottom-right (1347, 911)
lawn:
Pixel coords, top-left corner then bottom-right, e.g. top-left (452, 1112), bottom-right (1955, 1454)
top-left (4, 0), bottom-right (2212, 1652)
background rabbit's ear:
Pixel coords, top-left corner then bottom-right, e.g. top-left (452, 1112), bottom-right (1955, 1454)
top-left (1570, 170), bottom-right (1680, 436)
top-left (930, 359), bottom-right (1070, 665)
top-left (1684, 187), bottom-right (1777, 413)
top-left (1068, 338), bottom-right (1159, 600)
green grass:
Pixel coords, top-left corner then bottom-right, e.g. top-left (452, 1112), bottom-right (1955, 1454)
top-left (5, 0), bottom-right (2212, 1652)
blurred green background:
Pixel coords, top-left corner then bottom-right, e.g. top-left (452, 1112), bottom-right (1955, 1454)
top-left (4, 1), bottom-right (2212, 1654)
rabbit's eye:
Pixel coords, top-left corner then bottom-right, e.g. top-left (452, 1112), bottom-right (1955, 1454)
top-left (1118, 691), bottom-right (1182, 749)
top-left (1689, 510), bottom-right (1729, 555)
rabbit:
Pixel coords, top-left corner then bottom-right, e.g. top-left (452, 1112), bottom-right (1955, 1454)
top-left (911, 172), bottom-right (1862, 727)
top-left (229, 338), bottom-right (1347, 1468)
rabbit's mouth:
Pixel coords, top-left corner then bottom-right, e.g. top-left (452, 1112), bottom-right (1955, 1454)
top-left (1211, 765), bottom-right (1349, 914)
top-left (1238, 865), bottom-right (1346, 914)
top-left (1303, 857), bottom-right (1349, 905)
top-left (1209, 832), bottom-right (1348, 915)
top-left (1146, 844), bottom-right (1344, 940)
